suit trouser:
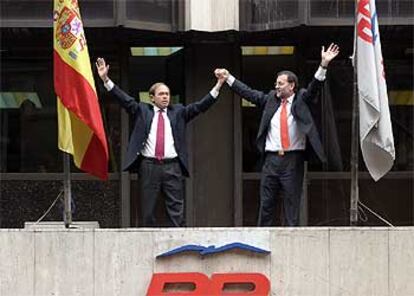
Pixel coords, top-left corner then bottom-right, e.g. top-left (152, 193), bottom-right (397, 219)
top-left (258, 151), bottom-right (305, 226)
top-left (138, 158), bottom-right (185, 227)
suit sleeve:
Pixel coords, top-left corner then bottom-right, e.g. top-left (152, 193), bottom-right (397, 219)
top-left (301, 78), bottom-right (324, 105)
top-left (231, 79), bottom-right (267, 109)
top-left (183, 93), bottom-right (218, 122)
top-left (109, 85), bottom-right (140, 115)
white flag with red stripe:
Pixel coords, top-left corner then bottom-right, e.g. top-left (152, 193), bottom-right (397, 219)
top-left (356, 0), bottom-right (395, 181)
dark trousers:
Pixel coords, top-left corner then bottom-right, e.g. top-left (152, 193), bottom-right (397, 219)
top-left (258, 151), bottom-right (305, 226)
top-left (138, 158), bottom-right (185, 227)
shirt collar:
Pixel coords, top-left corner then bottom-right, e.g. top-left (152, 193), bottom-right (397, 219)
top-left (286, 94), bottom-right (294, 104)
top-left (276, 93), bottom-right (295, 104)
top-left (153, 105), bottom-right (167, 113)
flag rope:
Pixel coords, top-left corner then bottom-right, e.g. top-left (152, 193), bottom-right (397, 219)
top-left (358, 200), bottom-right (395, 227)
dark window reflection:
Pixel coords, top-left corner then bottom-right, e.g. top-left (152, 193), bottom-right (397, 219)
top-left (0, 0), bottom-right (51, 20)
top-left (240, 0), bottom-right (299, 31)
top-left (0, 58), bottom-right (60, 172)
top-left (126, 0), bottom-right (173, 24)
top-left (310, 0), bottom-right (354, 18)
top-left (240, 0), bottom-right (412, 30)
top-left (309, 0), bottom-right (410, 19)
top-left (394, 0), bottom-right (414, 17)
top-left (0, 0), bottom-right (114, 21)
top-left (0, 36), bottom-right (121, 173)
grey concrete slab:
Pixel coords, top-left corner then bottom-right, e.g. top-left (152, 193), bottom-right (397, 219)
top-left (1, 227), bottom-right (413, 296)
top-left (0, 230), bottom-right (34, 296)
top-left (389, 228), bottom-right (414, 296)
top-left (329, 228), bottom-right (389, 296)
top-left (270, 228), bottom-right (329, 296)
top-left (94, 230), bottom-right (154, 296)
top-left (34, 230), bottom-right (94, 296)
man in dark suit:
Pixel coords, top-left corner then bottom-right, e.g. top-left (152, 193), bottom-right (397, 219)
top-left (96, 57), bottom-right (225, 227)
top-left (215, 43), bottom-right (339, 226)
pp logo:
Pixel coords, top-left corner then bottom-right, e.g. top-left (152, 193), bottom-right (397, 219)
top-left (148, 242), bottom-right (271, 295)
top-left (147, 272), bottom-right (270, 295)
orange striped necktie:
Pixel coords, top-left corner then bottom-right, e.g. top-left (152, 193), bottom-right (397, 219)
top-left (280, 98), bottom-right (290, 150)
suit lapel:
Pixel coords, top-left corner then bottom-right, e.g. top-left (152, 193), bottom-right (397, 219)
top-left (264, 93), bottom-right (279, 125)
top-left (258, 92), bottom-right (279, 137)
top-left (145, 104), bottom-right (154, 133)
top-left (291, 93), bottom-right (297, 117)
top-left (166, 105), bottom-right (176, 128)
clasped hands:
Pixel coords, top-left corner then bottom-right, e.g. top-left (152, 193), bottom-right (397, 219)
top-left (214, 68), bottom-right (230, 81)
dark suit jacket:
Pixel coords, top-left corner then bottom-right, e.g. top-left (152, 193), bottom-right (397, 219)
top-left (109, 85), bottom-right (217, 176)
top-left (231, 78), bottom-right (327, 164)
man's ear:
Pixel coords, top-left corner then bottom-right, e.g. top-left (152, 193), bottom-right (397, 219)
top-left (149, 94), bottom-right (154, 102)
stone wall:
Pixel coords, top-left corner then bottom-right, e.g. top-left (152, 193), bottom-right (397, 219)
top-left (0, 227), bottom-right (413, 295)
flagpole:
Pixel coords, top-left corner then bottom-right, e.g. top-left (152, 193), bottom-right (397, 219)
top-left (350, 0), bottom-right (359, 226)
top-left (350, 63), bottom-right (359, 226)
top-left (63, 152), bottom-right (72, 228)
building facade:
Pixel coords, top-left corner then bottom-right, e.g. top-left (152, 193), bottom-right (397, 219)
top-left (1, 0), bottom-right (413, 228)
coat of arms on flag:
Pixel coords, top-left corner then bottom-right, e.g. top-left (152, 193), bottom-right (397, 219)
top-left (54, 2), bottom-right (87, 60)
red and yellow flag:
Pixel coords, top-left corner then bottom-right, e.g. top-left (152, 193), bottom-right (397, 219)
top-left (53, 0), bottom-right (108, 180)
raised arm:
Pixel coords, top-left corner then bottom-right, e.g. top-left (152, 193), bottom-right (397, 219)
top-left (95, 57), bottom-right (139, 115)
top-left (303, 43), bottom-right (340, 104)
top-left (182, 72), bottom-right (226, 122)
top-left (214, 68), bottom-right (267, 109)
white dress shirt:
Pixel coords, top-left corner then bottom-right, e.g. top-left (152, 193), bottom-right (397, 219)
top-left (141, 106), bottom-right (178, 159)
top-left (265, 93), bottom-right (306, 152)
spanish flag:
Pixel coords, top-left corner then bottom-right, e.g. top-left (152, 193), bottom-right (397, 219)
top-left (53, 0), bottom-right (108, 180)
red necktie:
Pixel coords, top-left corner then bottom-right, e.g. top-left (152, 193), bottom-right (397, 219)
top-left (155, 110), bottom-right (165, 160)
top-left (280, 99), bottom-right (290, 150)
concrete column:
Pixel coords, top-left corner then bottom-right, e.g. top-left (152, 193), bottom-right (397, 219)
top-left (185, 40), bottom-right (240, 226)
top-left (185, 0), bottom-right (239, 31)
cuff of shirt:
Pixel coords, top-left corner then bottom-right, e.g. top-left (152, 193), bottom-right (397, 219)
top-left (210, 87), bottom-right (219, 99)
top-left (314, 66), bottom-right (327, 81)
top-left (226, 75), bottom-right (235, 86)
top-left (104, 79), bottom-right (114, 91)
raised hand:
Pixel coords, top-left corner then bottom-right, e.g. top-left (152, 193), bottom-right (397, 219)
top-left (95, 57), bottom-right (110, 82)
top-left (212, 69), bottom-right (225, 90)
top-left (214, 68), bottom-right (229, 81)
top-left (321, 43), bottom-right (340, 67)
